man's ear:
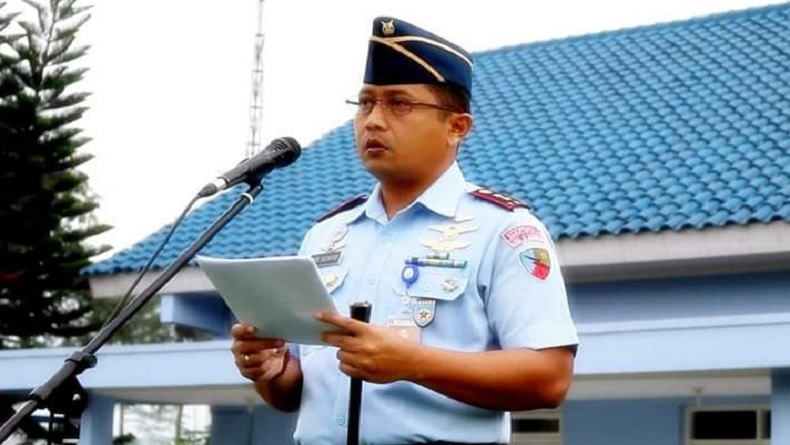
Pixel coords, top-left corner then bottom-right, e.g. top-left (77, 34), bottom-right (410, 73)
top-left (448, 113), bottom-right (474, 148)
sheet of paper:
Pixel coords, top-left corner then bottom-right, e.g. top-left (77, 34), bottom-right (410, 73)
top-left (196, 254), bottom-right (339, 345)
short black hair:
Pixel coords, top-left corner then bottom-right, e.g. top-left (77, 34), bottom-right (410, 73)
top-left (427, 83), bottom-right (471, 114)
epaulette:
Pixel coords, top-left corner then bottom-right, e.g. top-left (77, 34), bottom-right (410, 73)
top-left (470, 187), bottom-right (531, 211)
top-left (316, 193), bottom-right (368, 222)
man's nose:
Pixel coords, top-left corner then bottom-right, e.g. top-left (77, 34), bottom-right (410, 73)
top-left (363, 101), bottom-right (388, 131)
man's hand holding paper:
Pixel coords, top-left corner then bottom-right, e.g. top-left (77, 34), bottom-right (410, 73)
top-left (196, 255), bottom-right (340, 346)
top-left (231, 323), bottom-right (288, 383)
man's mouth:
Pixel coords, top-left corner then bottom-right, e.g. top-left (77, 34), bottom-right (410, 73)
top-left (365, 138), bottom-right (388, 150)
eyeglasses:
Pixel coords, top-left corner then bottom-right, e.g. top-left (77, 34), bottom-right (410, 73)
top-left (345, 98), bottom-right (459, 117)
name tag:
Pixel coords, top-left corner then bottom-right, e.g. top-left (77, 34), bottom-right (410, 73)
top-left (387, 316), bottom-right (421, 344)
top-left (312, 251), bottom-right (342, 267)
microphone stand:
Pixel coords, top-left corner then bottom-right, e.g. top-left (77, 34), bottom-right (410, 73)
top-left (346, 301), bottom-right (372, 445)
top-left (0, 182), bottom-right (264, 443)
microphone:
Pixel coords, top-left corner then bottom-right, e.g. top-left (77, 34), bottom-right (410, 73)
top-left (198, 137), bottom-right (301, 198)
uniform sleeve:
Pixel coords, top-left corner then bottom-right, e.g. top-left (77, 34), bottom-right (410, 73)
top-left (479, 210), bottom-right (579, 351)
top-left (297, 224), bottom-right (317, 256)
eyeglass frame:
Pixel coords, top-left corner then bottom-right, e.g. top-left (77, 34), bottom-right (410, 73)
top-left (345, 97), bottom-right (461, 117)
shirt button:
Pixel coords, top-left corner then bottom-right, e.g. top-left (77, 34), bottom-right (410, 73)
top-left (367, 276), bottom-right (377, 286)
top-left (382, 234), bottom-right (393, 244)
top-left (336, 415), bottom-right (346, 426)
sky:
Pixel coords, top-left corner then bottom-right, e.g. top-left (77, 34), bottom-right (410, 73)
top-left (10, 0), bottom-right (784, 257)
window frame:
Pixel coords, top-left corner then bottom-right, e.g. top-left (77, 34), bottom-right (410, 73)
top-left (685, 404), bottom-right (771, 445)
top-left (510, 408), bottom-right (563, 445)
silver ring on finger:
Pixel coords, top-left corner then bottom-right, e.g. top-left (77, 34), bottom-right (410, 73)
top-left (243, 354), bottom-right (251, 364)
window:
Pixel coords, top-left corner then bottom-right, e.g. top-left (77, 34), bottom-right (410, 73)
top-left (687, 406), bottom-right (771, 445)
top-left (511, 409), bottom-right (562, 445)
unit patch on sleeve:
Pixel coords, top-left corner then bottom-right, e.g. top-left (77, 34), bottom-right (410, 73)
top-left (518, 247), bottom-right (551, 281)
top-left (501, 224), bottom-right (546, 248)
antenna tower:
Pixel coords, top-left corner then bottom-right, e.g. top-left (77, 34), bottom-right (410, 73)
top-left (246, 0), bottom-right (266, 157)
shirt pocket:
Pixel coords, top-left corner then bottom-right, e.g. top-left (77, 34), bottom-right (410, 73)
top-left (393, 267), bottom-right (469, 302)
top-left (317, 266), bottom-right (349, 296)
top-left (302, 267), bottom-right (346, 360)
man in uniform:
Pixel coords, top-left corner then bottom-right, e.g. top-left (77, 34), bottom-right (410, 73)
top-left (231, 16), bottom-right (578, 445)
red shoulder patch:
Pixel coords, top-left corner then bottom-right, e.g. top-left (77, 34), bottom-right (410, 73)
top-left (470, 187), bottom-right (530, 211)
top-left (316, 193), bottom-right (368, 222)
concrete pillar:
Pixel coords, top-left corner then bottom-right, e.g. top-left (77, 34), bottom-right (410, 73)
top-left (211, 406), bottom-right (254, 444)
top-left (78, 393), bottom-right (114, 445)
top-left (210, 404), bottom-right (297, 444)
top-left (772, 368), bottom-right (790, 444)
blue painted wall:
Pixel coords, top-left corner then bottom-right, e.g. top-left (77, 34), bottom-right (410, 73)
top-left (564, 396), bottom-right (770, 445)
top-left (161, 292), bottom-right (235, 337)
top-left (565, 399), bottom-right (685, 445)
top-left (78, 393), bottom-right (114, 445)
top-left (211, 405), bottom-right (297, 445)
top-left (567, 271), bottom-right (790, 324)
top-left (207, 396), bottom-right (775, 445)
top-left (165, 271), bottom-right (790, 338)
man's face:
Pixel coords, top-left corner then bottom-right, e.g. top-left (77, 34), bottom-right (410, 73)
top-left (352, 84), bottom-right (470, 184)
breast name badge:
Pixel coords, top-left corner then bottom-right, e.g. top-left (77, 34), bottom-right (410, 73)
top-left (418, 216), bottom-right (477, 255)
top-left (412, 298), bottom-right (436, 327)
top-left (387, 316), bottom-right (421, 343)
top-left (442, 277), bottom-right (459, 293)
top-left (312, 250), bottom-right (342, 267)
top-left (323, 273), bottom-right (342, 292)
top-left (418, 237), bottom-right (470, 253)
top-left (391, 216), bottom-right (476, 331)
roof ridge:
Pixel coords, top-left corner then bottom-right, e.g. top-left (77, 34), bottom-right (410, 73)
top-left (471, 2), bottom-right (790, 58)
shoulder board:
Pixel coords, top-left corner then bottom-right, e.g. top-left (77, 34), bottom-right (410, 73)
top-left (470, 187), bottom-right (531, 211)
top-left (316, 193), bottom-right (368, 222)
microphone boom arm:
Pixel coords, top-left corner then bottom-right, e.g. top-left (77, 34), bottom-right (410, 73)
top-left (0, 182), bottom-right (264, 443)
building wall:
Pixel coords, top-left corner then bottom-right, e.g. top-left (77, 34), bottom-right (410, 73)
top-left (211, 405), bottom-right (297, 445)
top-left (206, 395), bottom-right (775, 445)
top-left (565, 398), bottom-right (686, 445)
top-left (165, 271), bottom-right (790, 339)
top-left (564, 396), bottom-right (770, 445)
top-left (7, 272), bottom-right (788, 443)
top-left (567, 271), bottom-right (790, 325)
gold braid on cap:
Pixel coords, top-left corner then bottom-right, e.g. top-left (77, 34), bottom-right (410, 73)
top-left (370, 36), bottom-right (445, 81)
top-left (384, 36), bottom-right (473, 67)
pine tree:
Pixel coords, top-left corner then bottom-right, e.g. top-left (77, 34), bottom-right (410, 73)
top-left (0, 0), bottom-right (110, 348)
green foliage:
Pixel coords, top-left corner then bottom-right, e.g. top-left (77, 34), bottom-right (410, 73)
top-left (112, 433), bottom-right (136, 444)
top-left (175, 431), bottom-right (211, 445)
top-left (0, 0), bottom-right (111, 348)
top-left (116, 404), bottom-right (212, 445)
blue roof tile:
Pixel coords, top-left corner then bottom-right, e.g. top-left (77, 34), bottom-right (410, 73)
top-left (86, 3), bottom-right (790, 275)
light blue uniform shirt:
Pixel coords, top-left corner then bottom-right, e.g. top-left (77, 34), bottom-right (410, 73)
top-left (292, 162), bottom-right (578, 445)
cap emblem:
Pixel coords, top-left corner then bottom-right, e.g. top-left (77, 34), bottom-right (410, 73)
top-left (381, 20), bottom-right (395, 35)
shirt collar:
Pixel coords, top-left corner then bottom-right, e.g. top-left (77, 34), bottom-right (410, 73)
top-left (414, 161), bottom-right (467, 218)
top-left (346, 162), bottom-right (468, 225)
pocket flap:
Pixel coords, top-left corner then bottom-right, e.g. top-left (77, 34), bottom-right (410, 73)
top-left (393, 267), bottom-right (468, 301)
top-left (319, 266), bottom-right (348, 294)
